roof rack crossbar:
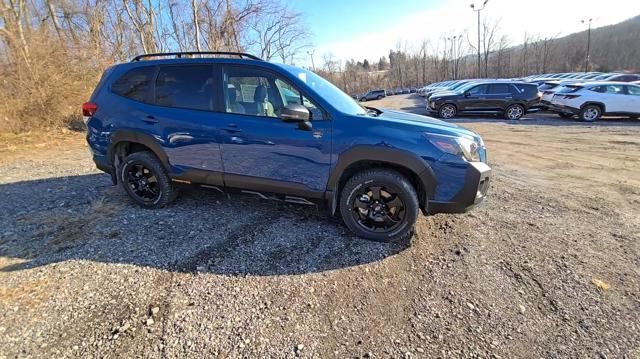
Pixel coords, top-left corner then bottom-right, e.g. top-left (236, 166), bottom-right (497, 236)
top-left (131, 51), bottom-right (262, 62)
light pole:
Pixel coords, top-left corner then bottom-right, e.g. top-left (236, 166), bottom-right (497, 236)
top-left (470, 0), bottom-right (488, 78)
top-left (581, 18), bottom-right (592, 72)
top-left (307, 50), bottom-right (316, 72)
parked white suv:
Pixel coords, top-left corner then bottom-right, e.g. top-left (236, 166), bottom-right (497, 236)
top-left (550, 82), bottom-right (640, 121)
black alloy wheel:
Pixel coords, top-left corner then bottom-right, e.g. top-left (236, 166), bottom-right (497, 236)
top-left (351, 185), bottom-right (406, 233)
top-left (340, 169), bottom-right (419, 242)
top-left (120, 151), bottom-right (177, 208)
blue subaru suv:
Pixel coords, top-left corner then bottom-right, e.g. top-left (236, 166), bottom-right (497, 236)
top-left (84, 52), bottom-right (491, 242)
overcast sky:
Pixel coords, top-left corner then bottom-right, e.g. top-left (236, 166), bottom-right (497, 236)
top-left (287, 0), bottom-right (640, 65)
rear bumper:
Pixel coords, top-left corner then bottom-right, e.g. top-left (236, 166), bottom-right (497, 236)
top-left (428, 161), bottom-right (491, 214)
top-left (549, 103), bottom-right (580, 115)
top-left (93, 154), bottom-right (117, 184)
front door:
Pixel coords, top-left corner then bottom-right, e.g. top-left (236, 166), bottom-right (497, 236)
top-left (218, 65), bottom-right (332, 197)
top-left (460, 84), bottom-right (489, 111)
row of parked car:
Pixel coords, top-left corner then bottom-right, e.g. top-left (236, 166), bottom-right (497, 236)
top-left (417, 72), bottom-right (640, 121)
top-left (354, 87), bottom-right (418, 101)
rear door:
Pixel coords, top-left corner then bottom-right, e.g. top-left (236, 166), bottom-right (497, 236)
top-left (623, 85), bottom-right (640, 113)
top-left (600, 84), bottom-right (627, 112)
top-left (485, 83), bottom-right (513, 111)
top-left (150, 64), bottom-right (226, 183)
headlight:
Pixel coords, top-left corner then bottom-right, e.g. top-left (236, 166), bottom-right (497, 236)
top-left (425, 133), bottom-right (481, 162)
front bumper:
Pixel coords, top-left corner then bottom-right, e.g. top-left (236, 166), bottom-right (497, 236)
top-left (428, 161), bottom-right (491, 214)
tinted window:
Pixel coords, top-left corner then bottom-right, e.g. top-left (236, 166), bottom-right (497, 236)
top-left (488, 84), bottom-right (511, 94)
top-left (467, 84), bottom-right (488, 95)
top-left (627, 85), bottom-right (640, 96)
top-left (112, 66), bottom-right (155, 103)
top-left (155, 65), bottom-right (213, 111)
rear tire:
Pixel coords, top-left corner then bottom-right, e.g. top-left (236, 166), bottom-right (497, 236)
top-left (579, 105), bottom-right (602, 122)
top-left (120, 151), bottom-right (177, 209)
top-left (504, 104), bottom-right (525, 120)
top-left (339, 169), bottom-right (419, 243)
top-left (377, 95), bottom-right (383, 100)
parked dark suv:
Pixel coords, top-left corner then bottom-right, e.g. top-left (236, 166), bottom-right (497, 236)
top-left (428, 81), bottom-right (541, 120)
top-left (359, 89), bottom-right (386, 101)
top-left (84, 52), bottom-right (491, 242)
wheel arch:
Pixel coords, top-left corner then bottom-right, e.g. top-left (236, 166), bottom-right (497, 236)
top-left (326, 146), bottom-right (437, 215)
top-left (108, 131), bottom-right (171, 183)
top-left (581, 101), bottom-right (606, 113)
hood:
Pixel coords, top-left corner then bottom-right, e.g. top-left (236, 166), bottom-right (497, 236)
top-left (429, 91), bottom-right (461, 101)
top-left (374, 108), bottom-right (479, 138)
top-left (428, 90), bottom-right (458, 98)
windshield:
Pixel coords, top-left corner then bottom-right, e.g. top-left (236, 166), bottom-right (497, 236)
top-left (278, 65), bottom-right (367, 116)
top-left (454, 82), bottom-right (481, 94)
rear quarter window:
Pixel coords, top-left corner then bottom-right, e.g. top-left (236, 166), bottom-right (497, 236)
top-left (111, 66), bottom-right (156, 103)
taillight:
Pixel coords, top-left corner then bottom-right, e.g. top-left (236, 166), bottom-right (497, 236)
top-left (82, 102), bottom-right (97, 117)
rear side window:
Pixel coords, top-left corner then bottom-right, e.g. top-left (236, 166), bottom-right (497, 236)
top-left (487, 84), bottom-right (510, 94)
top-left (112, 66), bottom-right (155, 103)
top-left (155, 65), bottom-right (214, 111)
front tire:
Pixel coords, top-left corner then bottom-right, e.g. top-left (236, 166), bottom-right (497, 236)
top-left (339, 169), bottom-right (419, 243)
top-left (439, 104), bottom-right (457, 119)
top-left (120, 151), bottom-right (177, 208)
top-left (360, 97), bottom-right (367, 102)
top-left (579, 105), bottom-right (602, 122)
top-left (504, 104), bottom-right (525, 120)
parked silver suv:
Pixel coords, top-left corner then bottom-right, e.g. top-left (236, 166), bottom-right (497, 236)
top-left (359, 89), bottom-right (386, 101)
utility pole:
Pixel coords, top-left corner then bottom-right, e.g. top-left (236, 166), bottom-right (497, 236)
top-left (470, 0), bottom-right (488, 78)
top-left (307, 50), bottom-right (316, 72)
top-left (581, 18), bottom-right (592, 72)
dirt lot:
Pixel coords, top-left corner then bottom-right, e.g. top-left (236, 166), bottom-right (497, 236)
top-left (1, 94), bottom-right (639, 358)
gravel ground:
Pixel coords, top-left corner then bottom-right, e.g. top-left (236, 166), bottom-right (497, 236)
top-left (1, 95), bottom-right (639, 358)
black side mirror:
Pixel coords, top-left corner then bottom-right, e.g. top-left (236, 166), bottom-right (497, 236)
top-left (280, 104), bottom-right (310, 121)
top-left (280, 104), bottom-right (312, 131)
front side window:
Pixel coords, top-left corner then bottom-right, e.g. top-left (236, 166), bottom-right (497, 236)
top-left (155, 65), bottom-right (213, 111)
top-left (626, 85), bottom-right (640, 96)
top-left (467, 84), bottom-right (488, 95)
top-left (112, 66), bottom-right (155, 103)
top-left (223, 66), bottom-right (323, 120)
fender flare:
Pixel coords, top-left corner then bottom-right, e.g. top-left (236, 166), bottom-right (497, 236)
top-left (326, 145), bottom-right (437, 215)
top-left (108, 130), bottom-right (171, 171)
top-left (581, 101), bottom-right (606, 113)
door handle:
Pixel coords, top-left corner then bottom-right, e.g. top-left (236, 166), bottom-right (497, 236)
top-left (142, 115), bottom-right (159, 124)
top-left (224, 123), bottom-right (242, 133)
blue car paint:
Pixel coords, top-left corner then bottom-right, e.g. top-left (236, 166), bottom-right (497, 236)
top-left (87, 57), bottom-right (488, 207)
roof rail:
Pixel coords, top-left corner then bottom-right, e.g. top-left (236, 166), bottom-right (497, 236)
top-left (131, 51), bottom-right (263, 62)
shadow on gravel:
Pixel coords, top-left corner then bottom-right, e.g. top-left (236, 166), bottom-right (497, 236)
top-left (0, 174), bottom-right (409, 276)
